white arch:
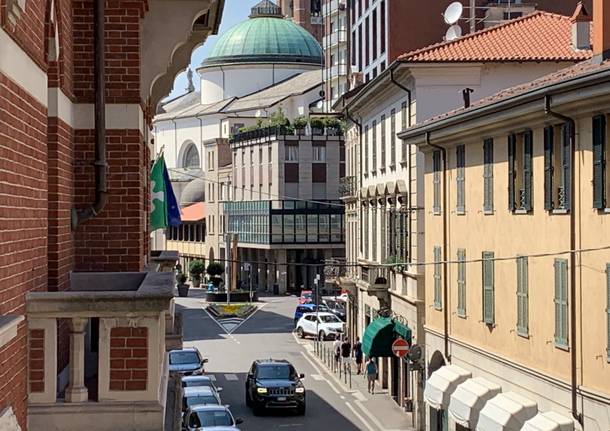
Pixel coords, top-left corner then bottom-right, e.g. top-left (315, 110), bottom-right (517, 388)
top-left (177, 140), bottom-right (200, 169)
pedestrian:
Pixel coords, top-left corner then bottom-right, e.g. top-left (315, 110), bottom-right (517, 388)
top-left (340, 336), bottom-right (352, 373)
top-left (333, 337), bottom-right (342, 367)
top-left (366, 357), bottom-right (378, 394)
top-left (353, 337), bottom-right (363, 374)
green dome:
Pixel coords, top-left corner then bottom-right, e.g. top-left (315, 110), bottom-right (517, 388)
top-left (202, 17), bottom-right (323, 67)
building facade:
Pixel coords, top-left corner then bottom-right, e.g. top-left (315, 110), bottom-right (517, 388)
top-left (280, 0), bottom-right (324, 41)
top-left (401, 4), bottom-right (610, 430)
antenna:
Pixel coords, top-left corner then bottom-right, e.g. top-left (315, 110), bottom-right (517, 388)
top-left (443, 1), bottom-right (463, 25)
top-left (445, 24), bottom-right (463, 41)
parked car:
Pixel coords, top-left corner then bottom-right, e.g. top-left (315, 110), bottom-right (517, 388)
top-left (182, 404), bottom-right (243, 430)
top-left (245, 359), bottom-right (306, 415)
top-left (182, 375), bottom-right (223, 395)
top-left (293, 303), bottom-right (330, 326)
top-left (182, 386), bottom-right (222, 413)
top-left (169, 347), bottom-right (208, 376)
top-left (298, 290), bottom-right (313, 304)
top-left (321, 297), bottom-right (346, 321)
top-left (295, 312), bottom-right (344, 340)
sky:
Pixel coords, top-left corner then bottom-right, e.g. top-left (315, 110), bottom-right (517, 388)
top-left (166, 0), bottom-right (261, 100)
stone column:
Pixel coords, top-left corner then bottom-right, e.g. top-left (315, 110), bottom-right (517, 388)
top-left (65, 317), bottom-right (88, 402)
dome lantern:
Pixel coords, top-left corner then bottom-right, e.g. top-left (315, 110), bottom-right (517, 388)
top-left (249, 0), bottom-right (282, 18)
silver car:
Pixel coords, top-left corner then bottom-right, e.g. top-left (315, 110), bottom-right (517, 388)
top-left (182, 386), bottom-right (221, 413)
top-left (182, 405), bottom-right (243, 431)
top-left (182, 375), bottom-right (223, 395)
top-left (169, 347), bottom-right (208, 376)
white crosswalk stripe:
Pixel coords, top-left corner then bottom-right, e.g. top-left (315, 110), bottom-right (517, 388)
top-left (224, 374), bottom-right (238, 381)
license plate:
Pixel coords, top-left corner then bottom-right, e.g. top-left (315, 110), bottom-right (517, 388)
top-left (277, 396), bottom-right (287, 401)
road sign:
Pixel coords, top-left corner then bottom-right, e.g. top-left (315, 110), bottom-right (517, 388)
top-left (392, 338), bottom-right (410, 358)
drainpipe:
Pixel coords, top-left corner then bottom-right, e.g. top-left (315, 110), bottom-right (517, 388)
top-left (390, 67), bottom-right (412, 127)
top-left (74, 0), bottom-right (107, 227)
top-left (426, 132), bottom-right (449, 361)
top-left (544, 95), bottom-right (582, 426)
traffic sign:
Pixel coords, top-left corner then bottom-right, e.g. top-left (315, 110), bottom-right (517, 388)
top-left (392, 338), bottom-right (409, 358)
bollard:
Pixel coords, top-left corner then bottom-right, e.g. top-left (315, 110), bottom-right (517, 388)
top-left (349, 364), bottom-right (352, 389)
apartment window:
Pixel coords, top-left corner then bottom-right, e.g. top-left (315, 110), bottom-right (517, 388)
top-left (372, 68), bottom-right (377, 80)
top-left (390, 109), bottom-right (396, 166)
top-left (401, 102), bottom-right (408, 161)
top-left (433, 150), bottom-right (441, 214)
top-left (313, 145), bottom-right (326, 162)
top-left (433, 246), bottom-right (442, 310)
top-left (360, 206), bottom-right (364, 255)
top-left (483, 138), bottom-right (494, 213)
top-left (544, 123), bottom-right (572, 211)
top-left (380, 61), bottom-right (386, 72)
top-left (358, 24), bottom-right (363, 70)
top-left (508, 131), bottom-right (533, 212)
top-left (285, 145), bottom-right (298, 161)
top-left (371, 207), bottom-right (377, 261)
top-left (554, 258), bottom-right (569, 348)
top-left (482, 251), bottom-right (494, 325)
top-left (352, 30), bottom-right (357, 66)
top-left (372, 8), bottom-right (377, 61)
top-left (365, 16), bottom-right (370, 66)
top-left (457, 249), bottom-right (466, 318)
top-left (456, 145), bottom-right (465, 214)
top-left (593, 115), bottom-right (607, 209)
top-left (380, 207), bottom-right (386, 261)
top-left (380, 0), bottom-right (386, 54)
top-left (380, 115), bottom-right (386, 169)
top-left (516, 256), bottom-right (529, 336)
top-left (606, 264), bottom-right (610, 360)
top-left (351, 0), bottom-right (355, 24)
top-left (364, 206), bottom-right (369, 259)
top-left (364, 125), bottom-right (369, 174)
top-left (372, 120), bottom-right (377, 173)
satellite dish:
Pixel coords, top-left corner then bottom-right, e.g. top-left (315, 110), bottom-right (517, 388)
top-left (443, 1), bottom-right (463, 25)
top-left (445, 24), bottom-right (463, 41)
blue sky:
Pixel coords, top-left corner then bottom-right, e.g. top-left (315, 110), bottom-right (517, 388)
top-left (166, 0), bottom-right (261, 99)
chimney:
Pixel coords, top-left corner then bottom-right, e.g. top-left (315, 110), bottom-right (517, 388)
top-left (571, 2), bottom-right (591, 51)
top-left (593, 0), bottom-right (610, 62)
top-left (462, 88), bottom-right (474, 109)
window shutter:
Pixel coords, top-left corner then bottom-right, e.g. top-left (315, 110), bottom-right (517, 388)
top-left (434, 246), bottom-right (442, 310)
top-left (606, 264), bottom-right (610, 360)
top-left (516, 256), bottom-right (529, 335)
top-left (562, 123), bottom-right (571, 210)
top-left (483, 139), bottom-right (494, 212)
top-left (482, 251), bottom-right (495, 324)
top-left (457, 249), bottom-right (466, 317)
top-left (593, 115), bottom-right (606, 209)
top-left (508, 134), bottom-right (516, 210)
top-left (456, 145), bottom-right (465, 213)
top-left (433, 151), bottom-right (441, 213)
top-left (554, 259), bottom-right (568, 346)
top-left (544, 126), bottom-right (554, 211)
top-left (523, 131), bottom-right (533, 211)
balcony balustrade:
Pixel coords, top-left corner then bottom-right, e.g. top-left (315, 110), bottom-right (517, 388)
top-left (339, 176), bottom-right (357, 198)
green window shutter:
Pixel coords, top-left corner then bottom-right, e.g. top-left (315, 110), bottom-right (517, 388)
top-left (593, 115), bottom-right (606, 209)
top-left (516, 256), bottom-right (529, 335)
top-left (508, 134), bottom-right (516, 211)
top-left (433, 151), bottom-right (441, 213)
top-left (456, 145), bottom-right (465, 213)
top-left (523, 131), bottom-right (533, 211)
top-left (544, 126), bottom-right (554, 211)
top-left (482, 251), bottom-right (495, 324)
top-left (457, 249), bottom-right (466, 317)
top-left (561, 123), bottom-right (571, 210)
top-left (483, 138), bottom-right (494, 212)
top-left (434, 246), bottom-right (442, 310)
top-left (554, 259), bottom-right (568, 347)
top-left (606, 264), bottom-right (610, 360)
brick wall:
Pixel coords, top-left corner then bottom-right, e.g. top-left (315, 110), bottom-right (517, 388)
top-left (109, 327), bottom-right (148, 391)
top-left (0, 325), bottom-right (28, 428)
top-left (28, 329), bottom-right (45, 393)
top-left (0, 0), bottom-right (47, 70)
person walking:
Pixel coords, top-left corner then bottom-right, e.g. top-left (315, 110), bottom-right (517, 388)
top-left (340, 336), bottom-right (352, 374)
top-left (366, 357), bottom-right (378, 394)
top-left (353, 337), bottom-right (363, 374)
top-left (333, 337), bottom-right (342, 369)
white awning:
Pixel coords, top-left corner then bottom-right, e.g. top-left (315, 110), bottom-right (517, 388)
top-left (522, 411), bottom-right (574, 431)
top-left (448, 377), bottom-right (502, 428)
top-left (476, 391), bottom-right (538, 431)
top-left (424, 365), bottom-right (471, 410)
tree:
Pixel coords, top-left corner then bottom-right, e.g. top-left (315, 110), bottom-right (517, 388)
top-left (206, 261), bottom-right (225, 277)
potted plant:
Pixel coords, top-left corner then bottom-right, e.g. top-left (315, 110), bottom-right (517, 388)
top-left (293, 116), bottom-right (308, 134)
top-left (310, 117), bottom-right (325, 135)
top-left (324, 117), bottom-right (341, 135)
top-left (206, 261), bottom-right (225, 288)
top-left (176, 272), bottom-right (189, 297)
top-left (189, 259), bottom-right (205, 287)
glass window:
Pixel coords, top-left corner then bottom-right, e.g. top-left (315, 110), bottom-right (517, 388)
top-left (313, 145), bottom-right (326, 162)
top-left (272, 215), bottom-right (282, 243)
top-left (196, 411), bottom-right (233, 428)
top-left (330, 214), bottom-right (341, 242)
top-left (283, 214), bottom-right (295, 243)
top-left (285, 145), bottom-right (299, 161)
top-left (307, 214), bottom-right (318, 242)
top-left (296, 214), bottom-right (306, 242)
top-left (319, 214), bottom-right (329, 242)
top-left (183, 143), bottom-right (200, 169)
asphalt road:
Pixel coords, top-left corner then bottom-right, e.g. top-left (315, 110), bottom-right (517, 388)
top-left (176, 294), bottom-right (376, 431)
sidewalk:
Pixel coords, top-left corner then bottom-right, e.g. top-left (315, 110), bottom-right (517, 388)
top-left (303, 338), bottom-right (415, 431)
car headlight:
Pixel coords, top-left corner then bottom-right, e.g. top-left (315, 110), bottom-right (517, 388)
top-left (295, 387), bottom-right (305, 393)
top-left (257, 387), bottom-right (268, 394)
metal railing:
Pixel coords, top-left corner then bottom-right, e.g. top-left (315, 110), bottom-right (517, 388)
top-left (338, 176), bottom-right (357, 198)
top-left (360, 266), bottom-right (389, 286)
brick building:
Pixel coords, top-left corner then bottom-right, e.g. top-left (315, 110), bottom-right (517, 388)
top-left (0, 0), bottom-right (224, 429)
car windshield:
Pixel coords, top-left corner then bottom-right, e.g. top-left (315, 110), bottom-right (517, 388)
top-left (302, 292), bottom-right (312, 299)
top-left (256, 364), bottom-right (295, 380)
top-left (194, 410), bottom-right (233, 427)
top-left (186, 395), bottom-right (218, 407)
top-left (184, 380), bottom-right (211, 388)
top-left (319, 314), bottom-right (341, 323)
top-left (315, 305), bottom-right (329, 312)
top-left (170, 351), bottom-right (199, 365)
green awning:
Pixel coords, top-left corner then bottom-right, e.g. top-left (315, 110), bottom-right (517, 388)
top-left (362, 317), bottom-right (413, 358)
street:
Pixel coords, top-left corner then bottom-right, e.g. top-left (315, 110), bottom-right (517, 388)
top-left (177, 294), bottom-right (411, 431)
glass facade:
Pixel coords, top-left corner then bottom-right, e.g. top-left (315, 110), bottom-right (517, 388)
top-left (224, 200), bottom-right (344, 245)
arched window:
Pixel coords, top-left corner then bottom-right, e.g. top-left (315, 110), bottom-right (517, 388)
top-left (182, 143), bottom-right (200, 169)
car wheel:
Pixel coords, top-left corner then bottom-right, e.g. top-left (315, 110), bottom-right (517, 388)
top-left (318, 331), bottom-right (326, 341)
top-left (297, 327), bottom-right (305, 338)
top-left (296, 404), bottom-right (306, 416)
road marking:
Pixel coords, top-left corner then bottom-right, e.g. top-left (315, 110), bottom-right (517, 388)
top-left (310, 374), bottom-right (324, 381)
top-left (224, 374), bottom-right (238, 381)
top-left (278, 424), bottom-right (304, 427)
top-left (355, 400), bottom-right (386, 431)
top-left (340, 395), bottom-right (345, 400)
top-left (228, 302), bottom-right (267, 334)
top-left (299, 351), bottom-right (340, 394)
top-left (207, 375), bottom-right (216, 381)
top-left (345, 401), bottom-right (377, 431)
top-left (352, 391), bottom-right (367, 402)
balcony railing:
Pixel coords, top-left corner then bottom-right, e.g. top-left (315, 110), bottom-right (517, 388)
top-left (360, 266), bottom-right (389, 286)
top-left (323, 30), bottom-right (347, 48)
top-left (339, 176), bottom-right (357, 198)
top-left (230, 125), bottom-right (343, 145)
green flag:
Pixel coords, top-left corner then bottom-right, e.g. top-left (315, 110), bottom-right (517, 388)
top-left (150, 155), bottom-right (168, 230)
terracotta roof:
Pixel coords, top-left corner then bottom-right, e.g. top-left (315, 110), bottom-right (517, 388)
top-left (398, 11), bottom-right (592, 63)
top-left (180, 202), bottom-right (205, 222)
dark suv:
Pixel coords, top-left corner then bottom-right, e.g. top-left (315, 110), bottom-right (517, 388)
top-left (245, 359), bottom-right (306, 415)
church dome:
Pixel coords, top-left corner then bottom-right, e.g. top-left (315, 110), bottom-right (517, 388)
top-left (201, 1), bottom-right (323, 68)
top-left (180, 178), bottom-right (205, 206)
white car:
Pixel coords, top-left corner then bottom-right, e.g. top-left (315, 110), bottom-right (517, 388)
top-left (295, 312), bottom-right (344, 340)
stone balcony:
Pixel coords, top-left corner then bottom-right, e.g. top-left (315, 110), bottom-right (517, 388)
top-left (26, 268), bottom-right (178, 431)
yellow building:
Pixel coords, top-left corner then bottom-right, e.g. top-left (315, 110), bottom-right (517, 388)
top-left (401, 11), bottom-right (610, 431)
